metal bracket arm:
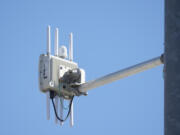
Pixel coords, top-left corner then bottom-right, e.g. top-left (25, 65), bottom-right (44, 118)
top-left (78, 54), bottom-right (164, 93)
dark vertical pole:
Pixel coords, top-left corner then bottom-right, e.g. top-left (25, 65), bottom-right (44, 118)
top-left (164, 0), bottom-right (180, 135)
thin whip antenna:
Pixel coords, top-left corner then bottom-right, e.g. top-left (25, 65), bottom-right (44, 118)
top-left (55, 96), bottom-right (59, 124)
top-left (46, 25), bottom-right (51, 120)
top-left (69, 33), bottom-right (73, 61)
top-left (69, 32), bottom-right (74, 126)
top-left (46, 92), bottom-right (50, 120)
top-left (55, 28), bottom-right (59, 56)
top-left (60, 98), bottom-right (64, 126)
top-left (70, 102), bottom-right (74, 127)
top-left (47, 25), bottom-right (51, 55)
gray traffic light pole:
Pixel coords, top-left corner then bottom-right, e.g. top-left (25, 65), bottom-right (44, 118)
top-left (164, 0), bottom-right (180, 135)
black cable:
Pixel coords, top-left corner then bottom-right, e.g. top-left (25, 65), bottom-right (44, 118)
top-left (51, 96), bottom-right (74, 122)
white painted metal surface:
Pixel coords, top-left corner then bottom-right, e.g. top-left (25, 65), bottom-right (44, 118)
top-left (79, 56), bottom-right (163, 92)
top-left (80, 68), bottom-right (86, 83)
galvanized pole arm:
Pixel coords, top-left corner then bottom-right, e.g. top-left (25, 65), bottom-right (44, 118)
top-left (79, 55), bottom-right (163, 93)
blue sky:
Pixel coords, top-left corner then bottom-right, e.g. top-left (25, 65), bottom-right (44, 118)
top-left (0, 0), bottom-right (164, 135)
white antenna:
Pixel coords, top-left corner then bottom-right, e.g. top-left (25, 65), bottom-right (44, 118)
top-left (69, 32), bottom-right (74, 126)
top-left (46, 25), bottom-right (51, 120)
top-left (70, 102), bottom-right (74, 127)
top-left (46, 92), bottom-right (50, 120)
top-left (60, 98), bottom-right (64, 126)
top-left (54, 28), bottom-right (59, 124)
top-left (69, 33), bottom-right (73, 61)
top-left (55, 96), bottom-right (59, 124)
top-left (47, 25), bottom-right (51, 55)
top-left (55, 28), bottom-right (59, 56)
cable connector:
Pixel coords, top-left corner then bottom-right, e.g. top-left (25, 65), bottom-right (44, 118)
top-left (50, 91), bottom-right (56, 99)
